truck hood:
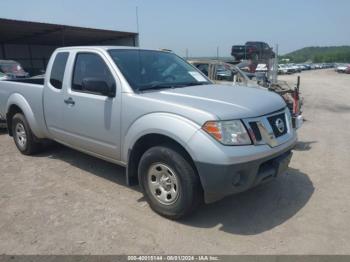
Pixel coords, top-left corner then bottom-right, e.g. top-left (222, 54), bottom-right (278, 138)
top-left (140, 84), bottom-right (286, 120)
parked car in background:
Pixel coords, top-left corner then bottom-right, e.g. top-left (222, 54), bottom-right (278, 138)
top-left (0, 72), bottom-right (9, 81)
top-left (0, 46), bottom-right (297, 219)
top-left (231, 41), bottom-right (275, 61)
top-left (345, 65), bottom-right (350, 74)
top-left (336, 64), bottom-right (348, 73)
top-left (278, 65), bottom-right (289, 75)
top-left (0, 80), bottom-right (6, 125)
top-left (315, 64), bottom-right (323, 69)
top-left (297, 64), bottom-right (308, 71)
top-left (303, 64), bottom-right (311, 70)
top-left (0, 60), bottom-right (29, 79)
top-left (0, 73), bottom-right (5, 126)
top-left (280, 64), bottom-right (298, 74)
top-left (291, 64), bottom-right (302, 73)
top-left (188, 60), bottom-right (254, 86)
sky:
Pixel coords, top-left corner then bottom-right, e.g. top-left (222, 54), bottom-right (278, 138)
top-left (0, 0), bottom-right (349, 57)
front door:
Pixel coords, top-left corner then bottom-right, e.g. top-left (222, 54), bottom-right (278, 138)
top-left (62, 51), bottom-right (121, 161)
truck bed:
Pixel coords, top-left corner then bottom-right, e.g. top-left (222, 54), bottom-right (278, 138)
top-left (8, 77), bottom-right (44, 85)
top-left (0, 78), bottom-right (47, 137)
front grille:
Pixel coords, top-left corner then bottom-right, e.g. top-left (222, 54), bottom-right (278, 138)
top-left (267, 113), bottom-right (287, 138)
top-left (249, 122), bottom-right (262, 141)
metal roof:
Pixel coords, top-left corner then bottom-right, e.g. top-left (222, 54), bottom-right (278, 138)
top-left (0, 18), bottom-right (138, 46)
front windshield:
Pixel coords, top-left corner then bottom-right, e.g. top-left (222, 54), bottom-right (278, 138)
top-left (108, 49), bottom-right (211, 91)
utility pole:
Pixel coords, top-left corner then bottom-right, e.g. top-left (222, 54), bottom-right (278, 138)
top-left (216, 46), bottom-right (219, 60)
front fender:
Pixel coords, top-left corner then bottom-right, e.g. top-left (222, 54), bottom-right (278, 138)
top-left (122, 113), bottom-right (201, 163)
top-left (6, 93), bottom-right (45, 138)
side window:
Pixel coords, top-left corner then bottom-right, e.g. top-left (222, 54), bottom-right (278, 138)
top-left (72, 53), bottom-right (115, 95)
top-left (195, 63), bottom-right (209, 76)
top-left (50, 52), bottom-right (69, 89)
top-left (214, 65), bottom-right (233, 81)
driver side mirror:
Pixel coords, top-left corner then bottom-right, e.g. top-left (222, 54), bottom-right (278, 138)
top-left (82, 77), bottom-right (115, 97)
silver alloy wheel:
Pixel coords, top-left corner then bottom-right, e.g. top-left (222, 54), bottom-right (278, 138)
top-left (147, 163), bottom-right (179, 205)
top-left (15, 123), bottom-right (27, 148)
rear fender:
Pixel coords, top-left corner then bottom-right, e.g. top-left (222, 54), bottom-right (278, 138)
top-left (6, 93), bottom-right (45, 138)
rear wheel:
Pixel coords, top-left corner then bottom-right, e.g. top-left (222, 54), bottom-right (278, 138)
top-left (12, 113), bottom-right (41, 155)
top-left (138, 145), bottom-right (202, 219)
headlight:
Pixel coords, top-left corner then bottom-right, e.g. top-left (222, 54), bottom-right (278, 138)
top-left (202, 120), bottom-right (252, 145)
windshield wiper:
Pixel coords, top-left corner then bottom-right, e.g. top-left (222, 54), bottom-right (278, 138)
top-left (183, 82), bottom-right (209, 86)
top-left (137, 83), bottom-right (176, 91)
top-left (137, 81), bottom-right (210, 92)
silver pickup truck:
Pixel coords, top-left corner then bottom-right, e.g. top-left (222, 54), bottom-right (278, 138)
top-left (0, 46), bottom-right (297, 219)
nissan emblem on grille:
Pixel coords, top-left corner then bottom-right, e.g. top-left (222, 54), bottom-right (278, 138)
top-left (275, 118), bottom-right (285, 133)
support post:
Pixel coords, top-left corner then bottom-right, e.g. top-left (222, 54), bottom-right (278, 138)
top-left (272, 44), bottom-right (279, 84)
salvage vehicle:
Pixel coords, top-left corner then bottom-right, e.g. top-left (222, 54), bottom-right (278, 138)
top-left (0, 60), bottom-right (29, 79)
top-left (0, 47), bottom-right (297, 219)
top-left (189, 60), bottom-right (250, 85)
top-left (278, 64), bottom-right (296, 74)
top-left (346, 66), bottom-right (350, 74)
top-left (189, 60), bottom-right (303, 129)
top-left (231, 41), bottom-right (275, 61)
top-left (336, 64), bottom-right (349, 73)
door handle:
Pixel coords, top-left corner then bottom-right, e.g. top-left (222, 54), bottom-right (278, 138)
top-left (64, 97), bottom-right (75, 105)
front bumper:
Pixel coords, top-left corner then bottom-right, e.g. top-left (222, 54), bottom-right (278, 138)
top-left (195, 141), bottom-right (295, 203)
top-left (186, 107), bottom-right (297, 204)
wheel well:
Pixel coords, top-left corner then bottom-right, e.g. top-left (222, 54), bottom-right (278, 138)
top-left (6, 105), bottom-right (23, 136)
top-left (126, 134), bottom-right (200, 188)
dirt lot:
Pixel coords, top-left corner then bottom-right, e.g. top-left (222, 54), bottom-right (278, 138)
top-left (0, 69), bottom-right (350, 255)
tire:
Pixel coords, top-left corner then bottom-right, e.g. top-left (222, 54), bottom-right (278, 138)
top-left (138, 144), bottom-right (202, 220)
top-left (12, 113), bottom-right (41, 155)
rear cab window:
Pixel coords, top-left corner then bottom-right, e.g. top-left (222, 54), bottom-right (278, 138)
top-left (50, 52), bottom-right (69, 89)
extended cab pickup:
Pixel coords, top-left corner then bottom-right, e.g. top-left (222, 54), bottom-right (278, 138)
top-left (0, 46), bottom-right (297, 219)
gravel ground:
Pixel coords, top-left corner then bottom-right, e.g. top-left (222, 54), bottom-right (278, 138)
top-left (0, 69), bottom-right (349, 255)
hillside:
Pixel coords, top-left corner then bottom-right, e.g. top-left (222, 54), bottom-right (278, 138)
top-left (281, 46), bottom-right (350, 63)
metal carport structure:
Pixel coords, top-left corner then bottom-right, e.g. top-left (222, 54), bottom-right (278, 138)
top-left (0, 18), bottom-right (138, 75)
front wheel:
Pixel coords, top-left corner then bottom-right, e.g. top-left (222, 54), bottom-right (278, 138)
top-left (12, 113), bottom-right (41, 155)
top-left (138, 145), bottom-right (202, 219)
